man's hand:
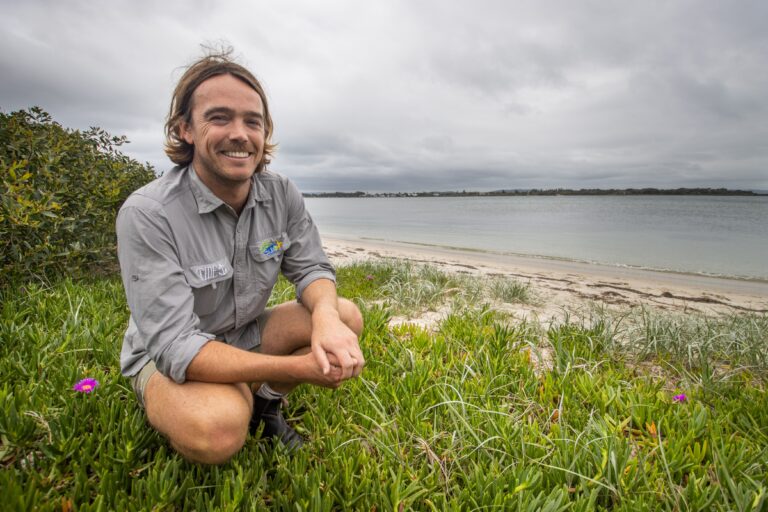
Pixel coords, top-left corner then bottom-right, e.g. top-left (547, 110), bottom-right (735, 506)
top-left (300, 278), bottom-right (365, 382)
top-left (311, 308), bottom-right (365, 380)
top-left (295, 351), bottom-right (346, 388)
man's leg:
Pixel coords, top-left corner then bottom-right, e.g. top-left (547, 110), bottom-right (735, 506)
top-left (137, 298), bottom-right (364, 462)
top-left (142, 369), bottom-right (252, 465)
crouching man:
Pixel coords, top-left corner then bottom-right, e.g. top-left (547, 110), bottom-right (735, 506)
top-left (116, 50), bottom-right (364, 464)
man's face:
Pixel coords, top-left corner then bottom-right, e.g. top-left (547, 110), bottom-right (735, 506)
top-left (180, 74), bottom-right (266, 190)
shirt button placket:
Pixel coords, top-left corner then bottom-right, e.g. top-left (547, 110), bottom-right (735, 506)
top-left (234, 223), bottom-right (244, 327)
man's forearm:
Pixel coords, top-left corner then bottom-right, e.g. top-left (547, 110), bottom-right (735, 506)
top-left (185, 340), bottom-right (303, 384)
top-left (301, 278), bottom-right (340, 317)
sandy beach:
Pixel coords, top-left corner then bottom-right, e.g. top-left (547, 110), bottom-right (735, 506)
top-left (322, 235), bottom-right (768, 324)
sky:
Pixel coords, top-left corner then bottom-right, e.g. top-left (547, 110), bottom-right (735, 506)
top-left (2, 0), bottom-right (767, 192)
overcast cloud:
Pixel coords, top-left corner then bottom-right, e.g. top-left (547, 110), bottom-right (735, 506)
top-left (2, 0), bottom-right (766, 191)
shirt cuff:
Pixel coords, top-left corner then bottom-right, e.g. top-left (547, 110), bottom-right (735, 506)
top-left (295, 270), bottom-right (337, 302)
top-left (160, 331), bottom-right (217, 384)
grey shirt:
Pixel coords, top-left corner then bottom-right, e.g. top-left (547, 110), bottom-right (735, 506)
top-left (116, 165), bottom-right (335, 383)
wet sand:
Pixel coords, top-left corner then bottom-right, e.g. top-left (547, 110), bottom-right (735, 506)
top-left (323, 235), bottom-right (768, 321)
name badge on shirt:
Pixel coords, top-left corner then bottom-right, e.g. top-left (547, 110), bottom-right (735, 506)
top-left (190, 260), bottom-right (231, 282)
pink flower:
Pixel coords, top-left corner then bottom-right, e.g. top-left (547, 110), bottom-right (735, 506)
top-left (73, 378), bottom-right (99, 393)
top-left (673, 393), bottom-right (686, 403)
top-left (365, 274), bottom-right (374, 281)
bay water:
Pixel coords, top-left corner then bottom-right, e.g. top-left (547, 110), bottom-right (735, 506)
top-left (305, 195), bottom-right (768, 280)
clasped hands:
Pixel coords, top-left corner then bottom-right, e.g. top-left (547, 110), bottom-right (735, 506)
top-left (306, 315), bottom-right (365, 388)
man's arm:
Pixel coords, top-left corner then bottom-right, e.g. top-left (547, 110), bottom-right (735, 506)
top-left (274, 176), bottom-right (363, 379)
top-left (117, 202), bottom-right (215, 383)
top-left (300, 278), bottom-right (365, 380)
top-left (184, 340), bottom-right (345, 388)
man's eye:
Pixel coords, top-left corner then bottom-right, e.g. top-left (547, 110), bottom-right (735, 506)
top-left (209, 115), bottom-right (227, 123)
top-left (246, 119), bottom-right (263, 128)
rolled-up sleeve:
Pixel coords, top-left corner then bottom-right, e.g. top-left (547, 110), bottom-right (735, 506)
top-left (117, 203), bottom-right (214, 383)
top-left (280, 180), bottom-right (336, 300)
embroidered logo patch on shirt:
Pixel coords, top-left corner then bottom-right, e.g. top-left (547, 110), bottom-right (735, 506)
top-left (190, 261), bottom-right (230, 281)
top-left (259, 239), bottom-right (283, 257)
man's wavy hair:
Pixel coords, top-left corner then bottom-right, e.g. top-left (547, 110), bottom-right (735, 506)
top-left (164, 49), bottom-right (276, 172)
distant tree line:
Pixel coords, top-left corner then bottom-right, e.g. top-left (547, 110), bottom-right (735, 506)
top-left (304, 187), bottom-right (762, 198)
top-left (486, 187), bottom-right (760, 196)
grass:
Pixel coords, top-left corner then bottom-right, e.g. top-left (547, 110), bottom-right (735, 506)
top-left (326, 259), bottom-right (536, 317)
top-left (1, 262), bottom-right (767, 510)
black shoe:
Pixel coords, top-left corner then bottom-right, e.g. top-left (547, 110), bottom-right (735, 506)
top-left (250, 395), bottom-right (305, 449)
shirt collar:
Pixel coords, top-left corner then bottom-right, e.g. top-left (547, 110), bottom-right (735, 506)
top-left (188, 165), bottom-right (223, 214)
top-left (250, 172), bottom-right (270, 203)
top-left (187, 165), bottom-right (266, 214)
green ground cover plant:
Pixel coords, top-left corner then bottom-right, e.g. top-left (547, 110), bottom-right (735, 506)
top-left (1, 263), bottom-right (767, 511)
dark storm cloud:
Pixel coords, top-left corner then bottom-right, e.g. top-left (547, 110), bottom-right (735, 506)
top-left (1, 0), bottom-right (766, 190)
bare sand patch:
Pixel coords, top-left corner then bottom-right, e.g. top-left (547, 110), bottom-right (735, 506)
top-left (323, 236), bottom-right (768, 323)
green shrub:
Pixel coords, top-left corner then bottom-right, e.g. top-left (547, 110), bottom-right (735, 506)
top-left (0, 107), bottom-right (155, 287)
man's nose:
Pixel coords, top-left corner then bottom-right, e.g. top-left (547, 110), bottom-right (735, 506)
top-left (228, 120), bottom-right (248, 141)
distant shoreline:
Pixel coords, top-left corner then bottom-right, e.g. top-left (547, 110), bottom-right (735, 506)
top-left (305, 187), bottom-right (765, 198)
top-left (355, 237), bottom-right (768, 284)
top-left (325, 234), bottom-right (768, 285)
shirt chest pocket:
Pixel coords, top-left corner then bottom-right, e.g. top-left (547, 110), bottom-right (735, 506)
top-left (184, 258), bottom-right (234, 317)
top-left (248, 233), bottom-right (291, 290)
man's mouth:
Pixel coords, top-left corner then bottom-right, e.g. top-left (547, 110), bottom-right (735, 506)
top-left (221, 151), bottom-right (251, 158)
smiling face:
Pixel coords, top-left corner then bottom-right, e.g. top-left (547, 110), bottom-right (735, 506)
top-left (180, 73), bottom-right (266, 198)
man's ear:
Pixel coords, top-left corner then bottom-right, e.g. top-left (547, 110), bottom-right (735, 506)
top-left (179, 120), bottom-right (194, 145)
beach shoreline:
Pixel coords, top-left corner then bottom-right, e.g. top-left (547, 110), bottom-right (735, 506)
top-left (322, 235), bottom-right (768, 321)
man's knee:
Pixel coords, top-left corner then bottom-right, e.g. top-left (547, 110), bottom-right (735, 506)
top-left (173, 408), bottom-right (250, 465)
top-left (339, 298), bottom-right (364, 337)
top-left (145, 379), bottom-right (252, 465)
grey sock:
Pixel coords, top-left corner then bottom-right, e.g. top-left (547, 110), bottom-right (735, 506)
top-left (255, 383), bottom-right (284, 400)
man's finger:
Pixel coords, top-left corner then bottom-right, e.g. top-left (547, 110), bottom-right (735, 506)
top-left (348, 341), bottom-right (364, 365)
top-left (327, 351), bottom-right (343, 367)
top-left (350, 356), bottom-right (364, 378)
top-left (313, 344), bottom-right (331, 375)
top-left (337, 351), bottom-right (355, 380)
top-left (352, 350), bottom-right (364, 375)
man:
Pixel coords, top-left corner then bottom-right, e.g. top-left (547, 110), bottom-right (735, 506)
top-left (116, 51), bottom-right (364, 465)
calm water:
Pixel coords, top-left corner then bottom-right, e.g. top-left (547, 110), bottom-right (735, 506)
top-left (305, 196), bottom-right (768, 280)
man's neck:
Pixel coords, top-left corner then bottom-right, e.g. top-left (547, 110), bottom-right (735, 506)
top-left (192, 165), bottom-right (253, 214)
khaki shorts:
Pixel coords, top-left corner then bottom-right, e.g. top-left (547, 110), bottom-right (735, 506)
top-left (130, 308), bottom-right (273, 409)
